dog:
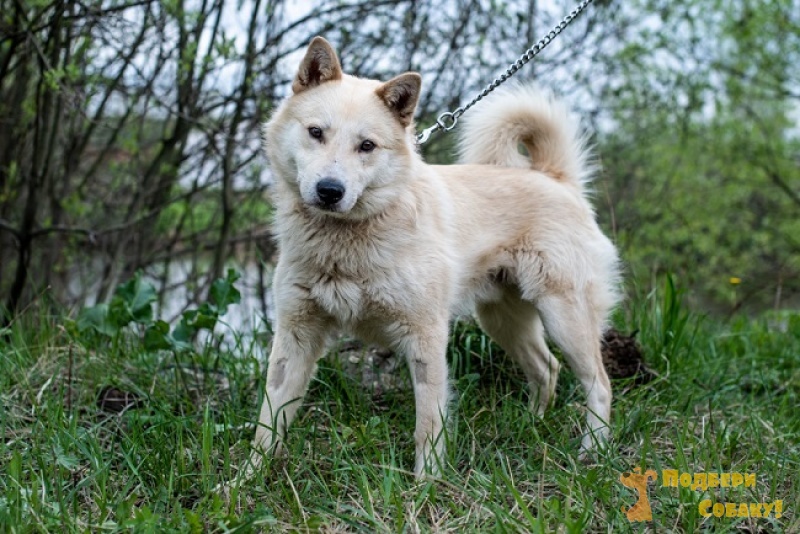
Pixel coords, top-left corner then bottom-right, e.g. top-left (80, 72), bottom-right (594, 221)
top-left (252, 36), bottom-right (620, 477)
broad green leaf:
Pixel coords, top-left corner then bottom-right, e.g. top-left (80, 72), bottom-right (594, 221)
top-left (113, 272), bottom-right (157, 324)
top-left (210, 269), bottom-right (241, 310)
top-left (76, 304), bottom-right (116, 337)
top-left (144, 320), bottom-right (171, 351)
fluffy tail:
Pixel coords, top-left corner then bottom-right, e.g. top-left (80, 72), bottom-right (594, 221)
top-left (457, 85), bottom-right (593, 188)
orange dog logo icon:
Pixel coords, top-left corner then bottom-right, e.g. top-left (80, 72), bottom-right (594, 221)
top-left (620, 467), bottom-right (658, 522)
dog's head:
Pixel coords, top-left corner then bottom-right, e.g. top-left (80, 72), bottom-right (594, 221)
top-left (264, 37), bottom-right (421, 219)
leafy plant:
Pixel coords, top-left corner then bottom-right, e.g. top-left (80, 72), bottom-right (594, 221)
top-left (75, 269), bottom-right (241, 352)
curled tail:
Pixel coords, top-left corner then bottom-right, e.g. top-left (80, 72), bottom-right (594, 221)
top-left (457, 85), bottom-right (594, 189)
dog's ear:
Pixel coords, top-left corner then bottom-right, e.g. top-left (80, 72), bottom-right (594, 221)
top-left (376, 73), bottom-right (422, 127)
top-left (292, 37), bottom-right (343, 94)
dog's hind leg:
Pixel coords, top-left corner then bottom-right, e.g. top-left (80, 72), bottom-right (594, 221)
top-left (399, 318), bottom-right (451, 478)
top-left (476, 291), bottom-right (561, 416)
top-left (536, 292), bottom-right (612, 454)
top-left (250, 313), bottom-right (330, 472)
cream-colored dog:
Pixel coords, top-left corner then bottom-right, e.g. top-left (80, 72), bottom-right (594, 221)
top-left (253, 37), bottom-right (620, 476)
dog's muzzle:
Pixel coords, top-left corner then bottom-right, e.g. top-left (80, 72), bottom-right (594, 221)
top-left (315, 178), bottom-right (345, 208)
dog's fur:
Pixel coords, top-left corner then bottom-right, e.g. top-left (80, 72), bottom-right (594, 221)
top-left (253, 37), bottom-right (620, 476)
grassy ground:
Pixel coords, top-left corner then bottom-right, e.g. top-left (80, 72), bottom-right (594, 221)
top-left (1, 280), bottom-right (798, 532)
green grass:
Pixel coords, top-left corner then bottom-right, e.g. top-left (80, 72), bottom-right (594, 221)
top-left (1, 281), bottom-right (799, 532)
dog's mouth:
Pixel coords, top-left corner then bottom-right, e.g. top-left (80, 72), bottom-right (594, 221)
top-left (313, 201), bottom-right (340, 212)
top-left (308, 198), bottom-right (359, 219)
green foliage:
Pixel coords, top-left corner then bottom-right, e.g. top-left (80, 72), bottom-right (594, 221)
top-left (629, 275), bottom-right (698, 365)
top-left (599, 0), bottom-right (800, 312)
top-left (154, 192), bottom-right (273, 238)
top-left (75, 269), bottom-right (241, 351)
top-left (76, 272), bottom-right (157, 337)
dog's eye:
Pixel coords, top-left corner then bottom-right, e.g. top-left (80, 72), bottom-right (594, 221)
top-left (359, 140), bottom-right (376, 153)
top-left (308, 127), bottom-right (323, 140)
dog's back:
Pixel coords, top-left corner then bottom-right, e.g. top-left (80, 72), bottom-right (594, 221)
top-left (429, 86), bottom-right (619, 328)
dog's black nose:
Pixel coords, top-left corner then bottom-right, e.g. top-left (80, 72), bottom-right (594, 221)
top-left (316, 178), bottom-right (345, 206)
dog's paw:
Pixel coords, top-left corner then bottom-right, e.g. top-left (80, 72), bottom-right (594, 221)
top-left (414, 450), bottom-right (447, 480)
top-left (578, 431), bottom-right (611, 463)
top-left (213, 479), bottom-right (235, 500)
top-left (212, 454), bottom-right (266, 499)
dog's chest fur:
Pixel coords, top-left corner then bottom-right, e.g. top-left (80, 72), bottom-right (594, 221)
top-left (279, 207), bottom-right (435, 330)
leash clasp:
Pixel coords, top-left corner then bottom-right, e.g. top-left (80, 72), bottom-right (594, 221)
top-left (416, 124), bottom-right (440, 145)
top-left (416, 111), bottom-right (460, 145)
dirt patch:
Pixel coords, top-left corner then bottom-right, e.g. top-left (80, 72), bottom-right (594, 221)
top-left (601, 328), bottom-right (654, 385)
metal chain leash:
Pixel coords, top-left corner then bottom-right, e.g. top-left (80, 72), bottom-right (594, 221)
top-left (416, 0), bottom-right (594, 145)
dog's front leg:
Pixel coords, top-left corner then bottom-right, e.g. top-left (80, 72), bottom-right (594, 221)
top-left (402, 320), bottom-right (451, 477)
top-left (250, 314), bottom-right (329, 471)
